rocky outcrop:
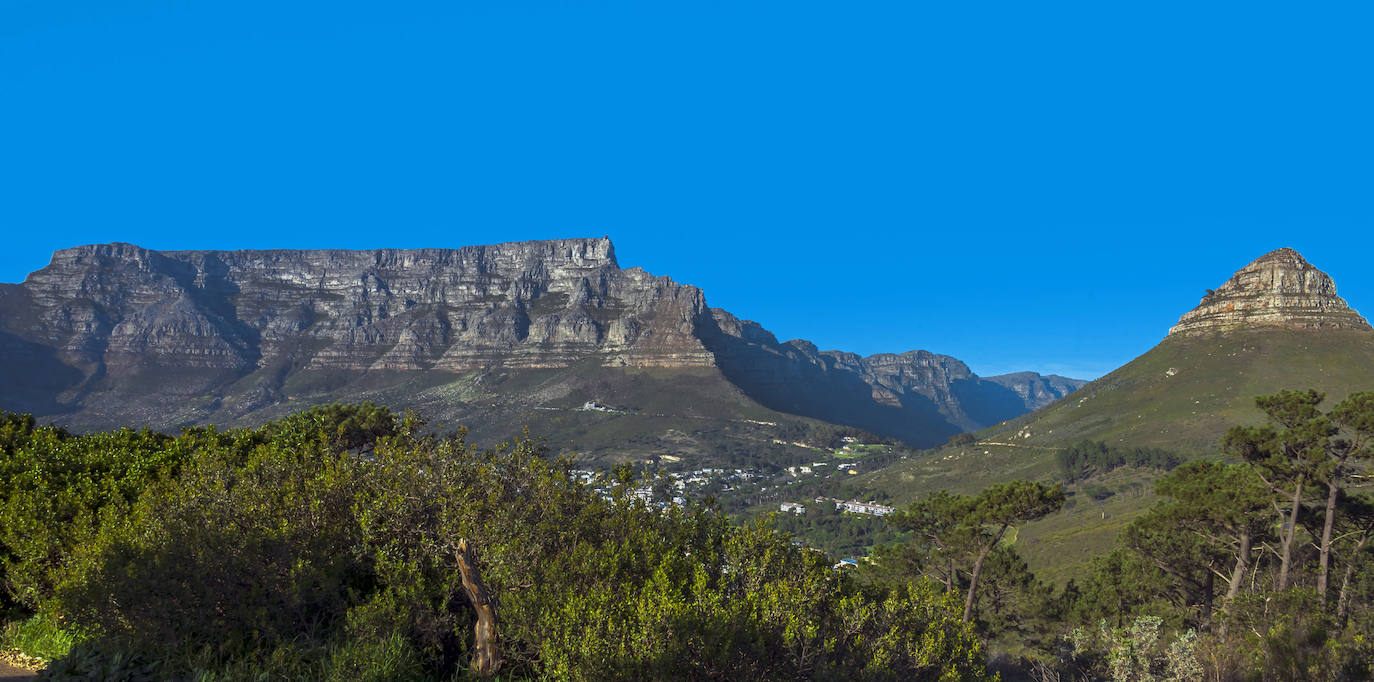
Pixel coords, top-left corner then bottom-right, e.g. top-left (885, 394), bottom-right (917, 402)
top-left (1169, 248), bottom-right (1372, 336)
top-left (983, 372), bottom-right (1088, 410)
top-left (15, 238), bottom-right (715, 373)
top-left (0, 238), bottom-right (1082, 444)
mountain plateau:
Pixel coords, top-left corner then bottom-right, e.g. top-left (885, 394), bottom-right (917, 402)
top-left (0, 238), bottom-right (1082, 458)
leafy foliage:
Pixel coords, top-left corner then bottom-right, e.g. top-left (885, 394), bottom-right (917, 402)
top-left (767, 502), bottom-right (902, 560)
top-left (1057, 439), bottom-right (1182, 483)
top-left (0, 406), bottom-right (991, 680)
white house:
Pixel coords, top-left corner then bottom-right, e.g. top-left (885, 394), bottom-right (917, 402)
top-left (837, 500), bottom-right (895, 516)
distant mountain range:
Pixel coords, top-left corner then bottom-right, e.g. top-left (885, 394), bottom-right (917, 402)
top-left (0, 238), bottom-right (1082, 456)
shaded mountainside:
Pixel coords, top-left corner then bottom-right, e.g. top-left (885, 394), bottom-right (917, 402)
top-left (700, 310), bottom-right (1085, 446)
top-left (0, 239), bottom-right (1080, 458)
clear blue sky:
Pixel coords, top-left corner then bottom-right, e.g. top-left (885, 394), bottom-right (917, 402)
top-left (3, 2), bottom-right (1371, 380)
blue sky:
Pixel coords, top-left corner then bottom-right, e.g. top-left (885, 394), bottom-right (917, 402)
top-left (2, 1), bottom-right (1371, 379)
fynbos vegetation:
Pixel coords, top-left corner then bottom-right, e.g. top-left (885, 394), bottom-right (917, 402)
top-left (2, 389), bottom-right (1372, 680)
top-left (0, 405), bottom-right (989, 680)
top-left (870, 390), bottom-right (1374, 680)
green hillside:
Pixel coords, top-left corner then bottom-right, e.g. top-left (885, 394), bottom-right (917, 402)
top-left (175, 360), bottom-right (835, 469)
top-left (988, 328), bottom-right (1374, 454)
top-left (853, 327), bottom-right (1374, 582)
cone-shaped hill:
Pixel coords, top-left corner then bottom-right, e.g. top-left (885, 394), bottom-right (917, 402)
top-left (1168, 247), bottom-right (1371, 336)
top-left (1002, 247), bottom-right (1373, 454)
top-left (854, 248), bottom-right (1374, 583)
top-left (861, 247), bottom-right (1374, 496)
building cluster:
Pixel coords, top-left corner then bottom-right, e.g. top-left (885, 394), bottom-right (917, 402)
top-left (835, 499), bottom-right (894, 516)
top-left (572, 467), bottom-right (760, 507)
top-left (808, 496), bottom-right (896, 516)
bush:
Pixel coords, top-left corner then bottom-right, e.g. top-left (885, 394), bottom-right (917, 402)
top-left (7, 408), bottom-right (993, 680)
top-left (1, 612), bottom-right (80, 662)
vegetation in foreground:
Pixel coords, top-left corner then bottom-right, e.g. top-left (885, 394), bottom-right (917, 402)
top-left (2, 387), bottom-right (1372, 681)
top-left (865, 389), bottom-right (1374, 680)
top-left (0, 405), bottom-right (987, 680)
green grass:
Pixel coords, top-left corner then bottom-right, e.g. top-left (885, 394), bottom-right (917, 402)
top-left (2, 613), bottom-right (81, 662)
top-left (988, 328), bottom-right (1374, 455)
top-left (1015, 469), bottom-right (1160, 585)
top-left (851, 329), bottom-right (1374, 582)
top-left (832, 444), bottom-right (886, 460)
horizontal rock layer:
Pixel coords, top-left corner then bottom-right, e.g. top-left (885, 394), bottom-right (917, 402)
top-left (1169, 247), bottom-right (1372, 336)
top-left (0, 238), bottom-right (1083, 443)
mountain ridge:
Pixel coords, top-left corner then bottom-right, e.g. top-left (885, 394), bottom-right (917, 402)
top-left (0, 238), bottom-right (1083, 452)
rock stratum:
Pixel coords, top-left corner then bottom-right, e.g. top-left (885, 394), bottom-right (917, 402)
top-left (0, 238), bottom-right (1082, 451)
top-left (1168, 247), bottom-right (1372, 336)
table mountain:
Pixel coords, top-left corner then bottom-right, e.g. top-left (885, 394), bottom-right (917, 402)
top-left (0, 238), bottom-right (1080, 454)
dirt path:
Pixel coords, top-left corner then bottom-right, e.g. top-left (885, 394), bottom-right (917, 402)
top-left (0, 661), bottom-right (37, 681)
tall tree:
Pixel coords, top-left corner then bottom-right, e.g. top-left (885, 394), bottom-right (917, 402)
top-left (960, 481), bottom-right (1064, 622)
top-left (1225, 389), bottom-right (1374, 602)
top-left (1325, 392), bottom-right (1374, 602)
top-left (1152, 461), bottom-right (1272, 610)
top-left (1333, 495), bottom-right (1374, 627)
top-left (886, 490), bottom-right (978, 594)
top-left (1223, 389), bottom-right (1330, 591)
top-left (1121, 504), bottom-right (1219, 623)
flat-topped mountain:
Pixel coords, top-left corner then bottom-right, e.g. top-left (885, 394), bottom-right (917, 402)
top-left (10, 238), bottom-right (712, 373)
top-left (0, 238), bottom-right (1081, 456)
top-left (1169, 247), bottom-right (1371, 336)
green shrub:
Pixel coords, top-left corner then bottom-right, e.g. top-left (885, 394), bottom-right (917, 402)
top-left (5, 407), bottom-right (993, 679)
top-left (1, 612), bottom-right (81, 662)
top-left (323, 631), bottom-right (425, 682)
top-left (38, 643), bottom-right (159, 681)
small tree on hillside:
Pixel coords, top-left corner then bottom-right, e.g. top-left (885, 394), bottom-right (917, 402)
top-left (1151, 462), bottom-right (1272, 615)
top-left (960, 480), bottom-right (1065, 622)
top-left (887, 480), bottom-right (1064, 624)
top-left (1224, 389), bottom-right (1374, 601)
top-left (887, 490), bottom-right (979, 594)
top-left (1222, 389), bottom-right (1330, 591)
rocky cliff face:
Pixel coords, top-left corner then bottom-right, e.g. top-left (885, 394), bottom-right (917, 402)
top-left (699, 310), bottom-right (1083, 444)
top-left (983, 372), bottom-right (1088, 410)
top-left (1169, 248), bottom-right (1372, 336)
top-left (0, 238), bottom-right (1081, 445)
top-left (15, 238), bottom-right (713, 372)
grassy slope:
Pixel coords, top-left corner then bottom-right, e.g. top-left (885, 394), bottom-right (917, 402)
top-left (159, 359), bottom-right (828, 468)
top-left (853, 328), bottom-right (1374, 583)
top-left (989, 329), bottom-right (1374, 454)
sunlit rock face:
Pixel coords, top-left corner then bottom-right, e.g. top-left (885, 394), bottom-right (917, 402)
top-left (13, 238), bottom-right (716, 375)
top-left (1, 237), bottom-right (1081, 440)
top-left (1168, 248), bottom-right (1372, 337)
